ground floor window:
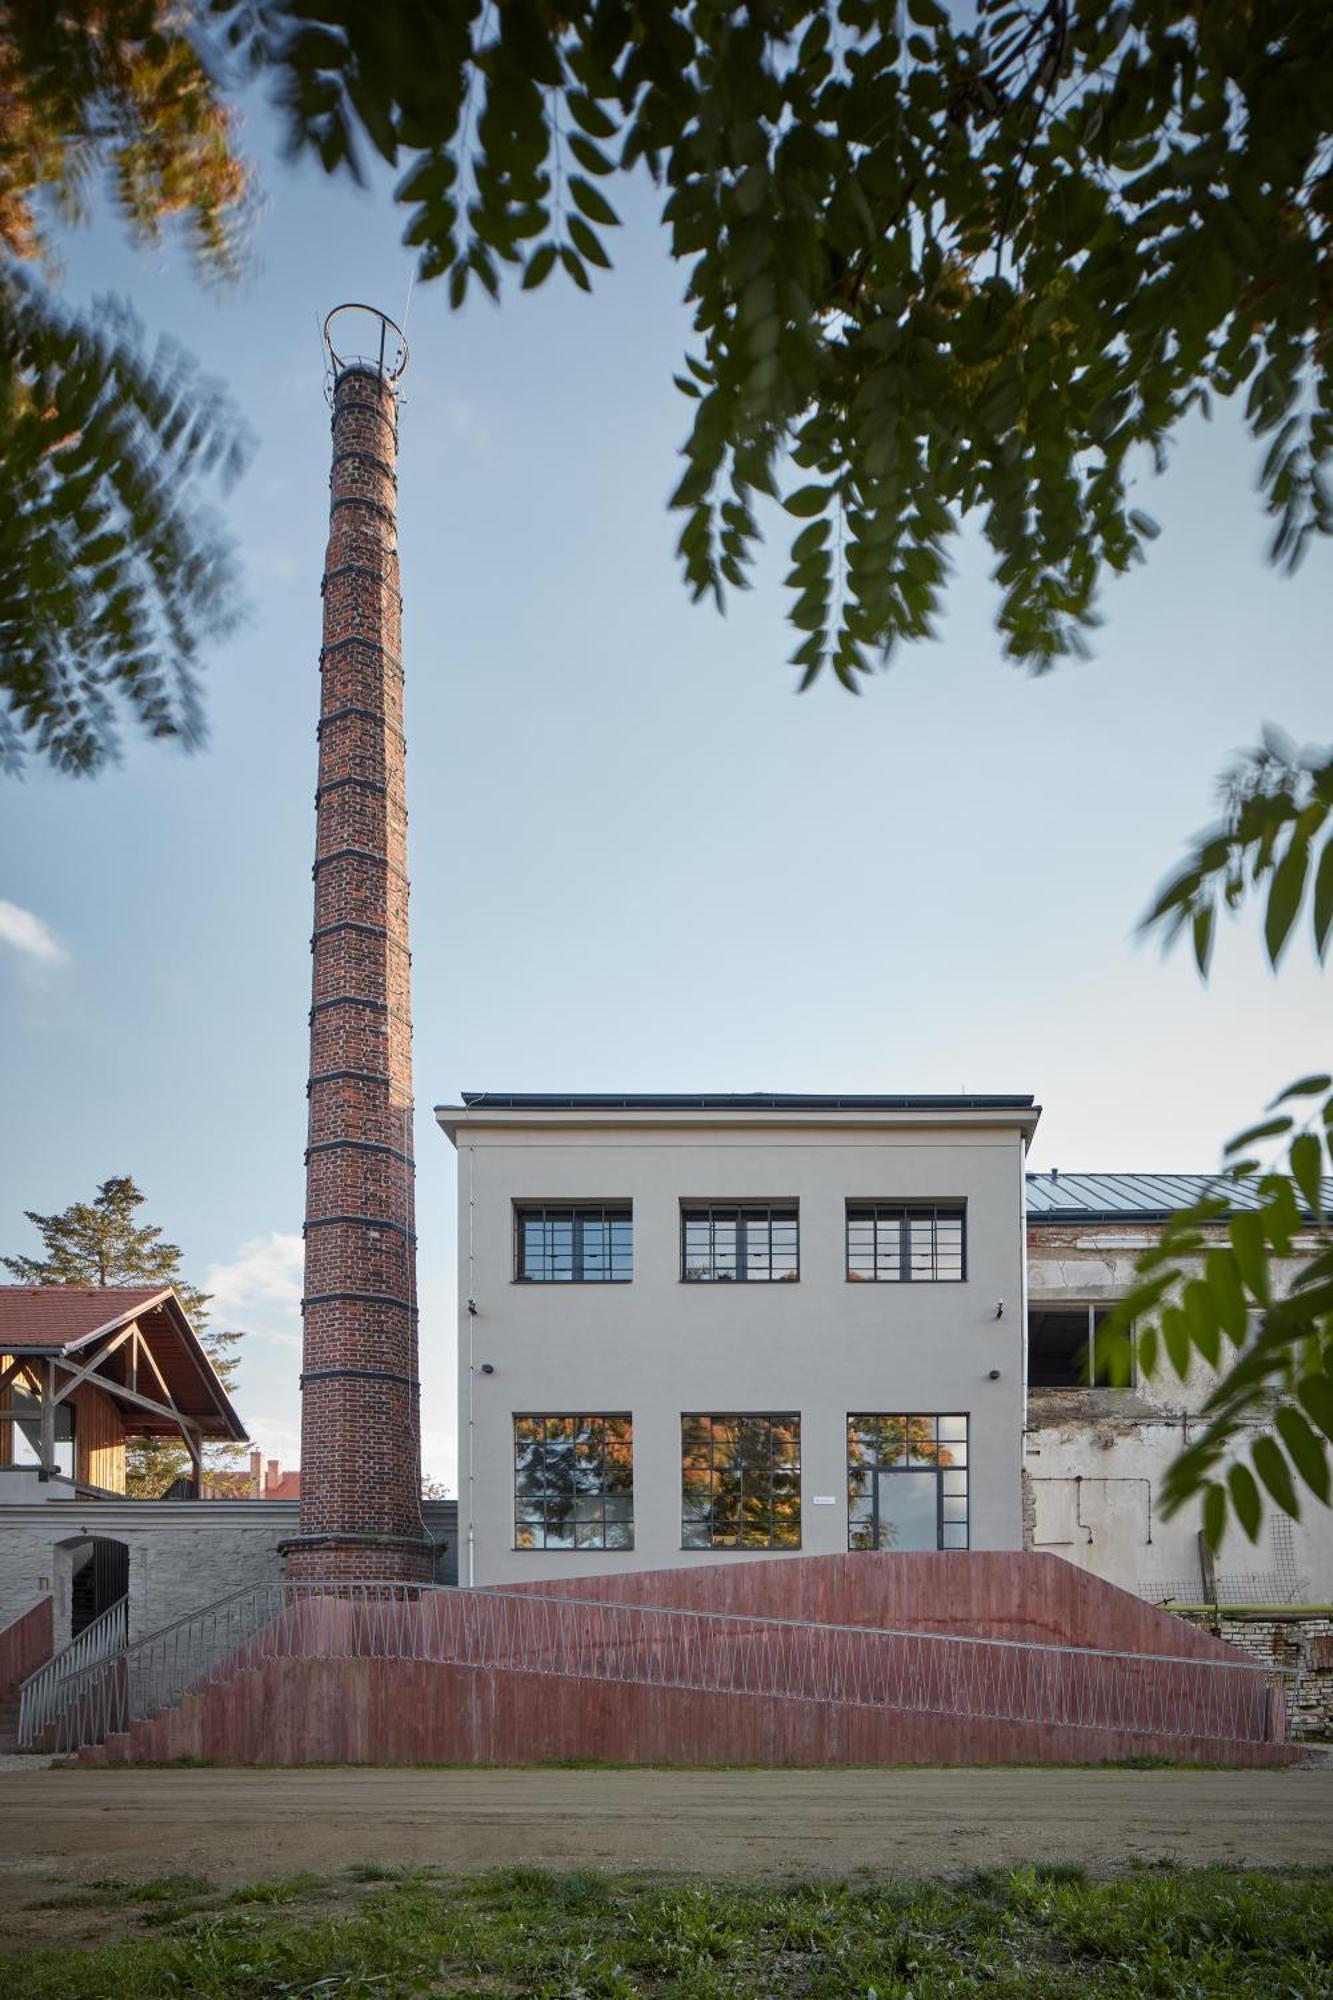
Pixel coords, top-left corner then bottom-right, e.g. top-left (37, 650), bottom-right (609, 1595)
top-left (681, 1413), bottom-right (801, 1549)
top-left (513, 1414), bottom-right (633, 1550)
top-left (847, 1414), bottom-right (968, 1550)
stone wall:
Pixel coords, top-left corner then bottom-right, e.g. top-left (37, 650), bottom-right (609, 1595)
top-left (1175, 1608), bottom-right (1333, 1741)
top-left (0, 1499), bottom-right (457, 1651)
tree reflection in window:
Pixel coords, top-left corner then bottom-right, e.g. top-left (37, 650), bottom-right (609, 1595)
top-left (847, 1414), bottom-right (968, 1550)
top-left (681, 1413), bottom-right (801, 1549)
top-left (513, 1414), bottom-right (634, 1550)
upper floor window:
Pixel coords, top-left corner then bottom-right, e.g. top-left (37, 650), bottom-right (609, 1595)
top-left (681, 1204), bottom-right (799, 1282)
top-left (514, 1205), bottom-right (632, 1283)
top-left (846, 1204), bottom-right (966, 1282)
top-left (681, 1413), bottom-right (802, 1548)
top-left (513, 1414), bottom-right (633, 1549)
top-left (1028, 1306), bottom-right (1121, 1387)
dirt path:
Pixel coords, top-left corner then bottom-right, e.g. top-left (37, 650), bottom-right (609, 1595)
top-left (2, 1765), bottom-right (1331, 1916)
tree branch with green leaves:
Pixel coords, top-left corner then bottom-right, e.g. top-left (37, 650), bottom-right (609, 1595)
top-left (1105, 734), bottom-right (1333, 1549)
top-left (7, 2), bottom-right (1332, 767)
top-left (223, 0), bottom-right (1333, 685)
top-left (0, 0), bottom-right (251, 775)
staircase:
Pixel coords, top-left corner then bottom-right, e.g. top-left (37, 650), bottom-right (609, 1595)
top-left (17, 1596), bottom-right (128, 1752)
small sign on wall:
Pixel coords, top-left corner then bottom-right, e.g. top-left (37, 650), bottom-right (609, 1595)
top-left (810, 1495), bottom-right (837, 1506)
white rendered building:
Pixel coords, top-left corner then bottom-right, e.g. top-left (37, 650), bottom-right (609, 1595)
top-left (436, 1092), bottom-right (1038, 1587)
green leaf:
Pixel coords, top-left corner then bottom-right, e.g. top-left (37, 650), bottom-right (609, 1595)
top-left (567, 132), bottom-right (615, 177)
top-left (569, 177), bottom-right (619, 228)
top-left (1290, 1132), bottom-right (1325, 1220)
top-left (567, 215), bottom-right (612, 268)
top-left (1182, 1279), bottom-right (1220, 1367)
top-left (1298, 1372), bottom-right (1333, 1442)
top-left (784, 486), bottom-right (831, 518)
top-left (1204, 1248), bottom-right (1248, 1344)
top-left (560, 245), bottom-right (592, 293)
top-left (1275, 1406), bottom-right (1330, 1503)
top-left (907, 0), bottom-right (948, 24)
top-left (1201, 1481), bottom-right (1227, 1555)
top-left (1161, 1305), bottom-right (1191, 1379)
top-left (1313, 835), bottom-right (1333, 959)
top-left (566, 93), bottom-right (617, 140)
top-left (1224, 1116), bottom-right (1292, 1156)
top-left (791, 519), bottom-right (831, 561)
top-left (1137, 1321), bottom-right (1159, 1377)
top-left (1264, 830), bottom-right (1310, 964)
top-left (1228, 1210), bottom-right (1269, 1300)
top-left (521, 244), bottom-right (557, 290)
top-left (1191, 905), bottom-right (1214, 975)
top-left (1251, 1435), bottom-right (1300, 1520)
top-left (1270, 1074), bottom-right (1333, 1106)
top-left (1227, 1461), bottom-right (1262, 1542)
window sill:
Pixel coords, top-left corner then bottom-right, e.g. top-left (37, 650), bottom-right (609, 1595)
top-left (680, 1544), bottom-right (804, 1554)
top-left (512, 1545), bottom-right (636, 1554)
top-left (510, 1278), bottom-right (634, 1286)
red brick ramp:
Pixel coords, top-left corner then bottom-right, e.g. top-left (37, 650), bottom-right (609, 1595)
top-left (0, 1598), bottom-right (53, 1752)
top-left (84, 1555), bottom-right (1300, 1768)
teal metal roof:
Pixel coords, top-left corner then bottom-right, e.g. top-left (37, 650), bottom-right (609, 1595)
top-left (1026, 1171), bottom-right (1330, 1223)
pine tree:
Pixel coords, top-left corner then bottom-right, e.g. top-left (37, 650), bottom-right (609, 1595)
top-left (3, 1176), bottom-right (244, 1496)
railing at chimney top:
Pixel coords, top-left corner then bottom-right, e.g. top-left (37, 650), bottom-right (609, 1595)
top-left (18, 1580), bottom-right (1292, 1755)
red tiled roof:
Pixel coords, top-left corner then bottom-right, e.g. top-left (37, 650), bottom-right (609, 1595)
top-left (0, 1286), bottom-right (246, 1441)
top-left (0, 1286), bottom-right (171, 1349)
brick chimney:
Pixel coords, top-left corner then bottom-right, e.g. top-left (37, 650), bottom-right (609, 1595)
top-left (283, 306), bottom-right (433, 1583)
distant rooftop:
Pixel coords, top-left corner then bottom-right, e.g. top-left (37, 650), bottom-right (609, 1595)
top-left (1027, 1171), bottom-right (1331, 1223)
top-left (451, 1092), bottom-right (1037, 1113)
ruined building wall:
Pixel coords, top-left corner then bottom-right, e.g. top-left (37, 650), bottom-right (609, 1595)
top-left (1025, 1223), bottom-right (1333, 1606)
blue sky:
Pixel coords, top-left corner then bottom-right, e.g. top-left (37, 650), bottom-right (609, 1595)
top-left (1, 91), bottom-right (1328, 1488)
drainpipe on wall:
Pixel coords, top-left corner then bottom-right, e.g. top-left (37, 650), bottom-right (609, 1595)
top-left (466, 1141), bottom-right (477, 1589)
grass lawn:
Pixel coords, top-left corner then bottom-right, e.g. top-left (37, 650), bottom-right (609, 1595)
top-left (4, 1863), bottom-right (1331, 1998)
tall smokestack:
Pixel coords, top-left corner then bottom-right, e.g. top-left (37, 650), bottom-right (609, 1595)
top-left (283, 305), bottom-right (432, 1583)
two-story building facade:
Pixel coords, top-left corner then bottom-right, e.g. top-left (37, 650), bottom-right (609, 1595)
top-left (436, 1092), bottom-right (1039, 1586)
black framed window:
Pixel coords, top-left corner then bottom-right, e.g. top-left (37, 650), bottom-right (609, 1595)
top-left (681, 1413), bottom-right (801, 1548)
top-left (1027, 1306), bottom-right (1122, 1387)
top-left (847, 1413), bottom-right (968, 1550)
top-left (514, 1205), bottom-right (632, 1282)
top-left (681, 1205), bottom-right (799, 1281)
top-left (846, 1204), bottom-right (966, 1282)
top-left (513, 1414), bottom-right (633, 1549)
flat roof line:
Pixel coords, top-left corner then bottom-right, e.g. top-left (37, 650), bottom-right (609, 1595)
top-left (449, 1091), bottom-right (1037, 1112)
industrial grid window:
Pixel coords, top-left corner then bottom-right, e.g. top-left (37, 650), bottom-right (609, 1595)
top-left (681, 1413), bottom-right (802, 1549)
top-left (513, 1414), bottom-right (634, 1550)
top-left (846, 1204), bottom-right (966, 1282)
top-left (847, 1414), bottom-right (969, 1551)
top-left (681, 1205), bottom-right (799, 1282)
top-left (514, 1205), bottom-right (633, 1282)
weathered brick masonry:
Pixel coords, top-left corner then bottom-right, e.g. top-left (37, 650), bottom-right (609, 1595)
top-left (283, 352), bottom-right (432, 1582)
top-left (1176, 1609), bottom-right (1333, 1740)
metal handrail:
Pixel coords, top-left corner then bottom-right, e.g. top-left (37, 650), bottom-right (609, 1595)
top-left (22, 1579), bottom-right (1294, 1756)
top-left (17, 1595), bottom-right (128, 1747)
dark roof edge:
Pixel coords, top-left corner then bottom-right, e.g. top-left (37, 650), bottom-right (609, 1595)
top-left (448, 1091), bottom-right (1037, 1112)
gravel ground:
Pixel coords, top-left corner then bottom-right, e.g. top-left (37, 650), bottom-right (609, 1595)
top-left (1, 1764), bottom-right (1331, 1917)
